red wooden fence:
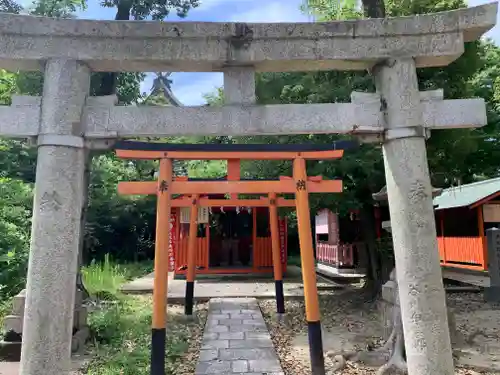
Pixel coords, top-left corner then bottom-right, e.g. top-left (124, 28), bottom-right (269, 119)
top-left (437, 236), bottom-right (485, 270)
top-left (316, 242), bottom-right (355, 267)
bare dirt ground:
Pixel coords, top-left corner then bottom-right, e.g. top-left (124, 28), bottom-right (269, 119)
top-left (166, 303), bottom-right (209, 375)
top-left (260, 288), bottom-right (500, 375)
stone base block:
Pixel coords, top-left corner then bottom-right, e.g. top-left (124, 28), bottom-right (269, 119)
top-left (0, 341), bottom-right (21, 361)
top-left (484, 286), bottom-right (500, 303)
top-left (11, 289), bottom-right (26, 316)
top-left (71, 326), bottom-right (90, 353)
top-left (9, 289), bottom-right (84, 319)
top-left (0, 327), bottom-right (89, 361)
top-left (73, 307), bottom-right (88, 330)
top-left (3, 315), bottom-right (23, 334)
top-left (378, 293), bottom-right (460, 346)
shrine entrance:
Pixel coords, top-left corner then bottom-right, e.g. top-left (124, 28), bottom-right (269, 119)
top-left (115, 139), bottom-right (350, 375)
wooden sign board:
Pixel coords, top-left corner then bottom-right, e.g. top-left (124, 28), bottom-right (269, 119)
top-left (483, 204), bottom-right (500, 223)
top-left (180, 207), bottom-right (209, 224)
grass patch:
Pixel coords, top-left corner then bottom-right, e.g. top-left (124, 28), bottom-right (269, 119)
top-left (0, 298), bottom-right (12, 328)
top-left (82, 255), bottom-right (126, 300)
top-left (85, 296), bottom-right (193, 375)
top-left (82, 257), bottom-right (202, 375)
top-left (82, 255), bottom-right (153, 300)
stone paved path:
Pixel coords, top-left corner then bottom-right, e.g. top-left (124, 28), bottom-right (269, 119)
top-left (196, 298), bottom-right (284, 375)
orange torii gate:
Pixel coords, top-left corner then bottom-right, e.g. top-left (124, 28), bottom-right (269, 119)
top-left (115, 140), bottom-right (352, 374)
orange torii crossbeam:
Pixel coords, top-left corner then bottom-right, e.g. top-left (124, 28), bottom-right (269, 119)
top-left (114, 140), bottom-right (355, 375)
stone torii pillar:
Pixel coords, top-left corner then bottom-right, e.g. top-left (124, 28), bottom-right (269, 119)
top-left (21, 59), bottom-right (90, 375)
top-left (375, 59), bottom-right (454, 374)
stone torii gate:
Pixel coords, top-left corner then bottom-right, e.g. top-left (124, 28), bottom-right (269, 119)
top-left (0, 4), bottom-right (497, 375)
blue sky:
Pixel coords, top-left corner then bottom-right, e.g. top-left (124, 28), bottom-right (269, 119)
top-left (44, 0), bottom-right (500, 105)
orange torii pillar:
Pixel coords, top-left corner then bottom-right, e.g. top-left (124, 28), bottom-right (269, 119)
top-left (269, 193), bottom-right (285, 314)
top-left (293, 158), bottom-right (325, 375)
top-left (151, 158), bottom-right (172, 375)
top-left (185, 194), bottom-right (199, 316)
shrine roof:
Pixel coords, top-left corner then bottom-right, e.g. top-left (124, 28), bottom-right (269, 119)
top-left (433, 177), bottom-right (500, 211)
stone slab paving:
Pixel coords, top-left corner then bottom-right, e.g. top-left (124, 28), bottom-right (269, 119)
top-left (196, 298), bottom-right (284, 375)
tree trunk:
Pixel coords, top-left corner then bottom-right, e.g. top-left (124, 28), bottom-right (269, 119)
top-left (94, 0), bottom-right (132, 96)
top-left (359, 206), bottom-right (382, 300)
top-left (361, 0), bottom-right (386, 18)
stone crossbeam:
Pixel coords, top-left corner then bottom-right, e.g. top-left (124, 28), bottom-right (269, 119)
top-left (0, 91), bottom-right (487, 139)
top-left (0, 96), bottom-right (40, 137)
top-left (0, 4), bottom-right (496, 73)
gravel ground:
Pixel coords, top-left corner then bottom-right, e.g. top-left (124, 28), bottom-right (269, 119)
top-left (168, 302), bottom-right (209, 375)
top-left (259, 288), bottom-right (500, 375)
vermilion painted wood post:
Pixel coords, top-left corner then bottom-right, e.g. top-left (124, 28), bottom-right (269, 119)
top-left (185, 194), bottom-right (199, 316)
top-left (269, 193), bottom-right (285, 314)
top-left (293, 158), bottom-right (325, 375)
top-left (151, 158), bottom-right (173, 375)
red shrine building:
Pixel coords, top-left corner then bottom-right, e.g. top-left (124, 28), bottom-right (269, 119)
top-left (167, 191), bottom-right (288, 276)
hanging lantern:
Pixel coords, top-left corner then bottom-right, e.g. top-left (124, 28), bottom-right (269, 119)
top-left (236, 206), bottom-right (240, 215)
top-left (247, 207), bottom-right (251, 214)
top-left (220, 206), bottom-right (225, 214)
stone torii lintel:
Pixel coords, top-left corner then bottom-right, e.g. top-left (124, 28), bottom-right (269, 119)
top-left (351, 89), bottom-right (487, 143)
top-left (0, 89), bottom-right (488, 144)
top-left (0, 3), bottom-right (496, 73)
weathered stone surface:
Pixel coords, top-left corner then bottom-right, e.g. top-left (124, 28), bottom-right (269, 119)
top-left (229, 339), bottom-right (273, 349)
top-left (248, 359), bottom-right (282, 372)
top-left (219, 348), bottom-right (277, 360)
top-left (244, 332), bottom-right (271, 340)
top-left (210, 314), bottom-right (230, 320)
top-left (195, 360), bottom-right (232, 374)
top-left (201, 340), bottom-right (230, 350)
top-left (377, 58), bottom-right (454, 374)
top-left (0, 96), bottom-right (40, 137)
top-left (20, 59), bottom-right (90, 375)
top-left (228, 313), bottom-right (254, 320)
top-left (224, 68), bottom-right (255, 105)
top-left (207, 325), bottom-right (229, 333)
top-left (0, 4), bottom-right (496, 72)
top-left (70, 327), bottom-right (89, 353)
top-left (3, 317), bottom-right (22, 335)
top-left (195, 298), bottom-right (283, 375)
top-left (218, 332), bottom-right (245, 340)
top-left (231, 360), bottom-right (248, 373)
top-left (241, 319), bottom-right (265, 326)
top-left (82, 95), bottom-right (486, 138)
top-left (198, 349), bottom-right (218, 362)
top-left (2, 87), bottom-right (487, 141)
top-left (217, 319), bottom-right (243, 326)
top-left (229, 325), bottom-right (268, 332)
